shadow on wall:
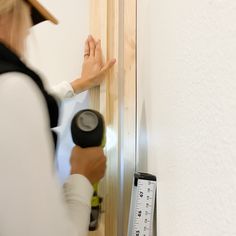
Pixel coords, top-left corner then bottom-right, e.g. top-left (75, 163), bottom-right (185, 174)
top-left (138, 102), bottom-right (157, 236)
top-left (137, 102), bottom-right (148, 172)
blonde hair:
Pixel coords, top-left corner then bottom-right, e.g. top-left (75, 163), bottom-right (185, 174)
top-left (0, 0), bottom-right (31, 55)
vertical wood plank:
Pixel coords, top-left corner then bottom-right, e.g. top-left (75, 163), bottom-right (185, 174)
top-left (122, 0), bottom-right (137, 234)
top-left (89, 0), bottom-right (120, 235)
top-left (89, 1), bottom-right (108, 236)
top-left (105, 0), bottom-right (120, 235)
top-left (89, 0), bottom-right (137, 235)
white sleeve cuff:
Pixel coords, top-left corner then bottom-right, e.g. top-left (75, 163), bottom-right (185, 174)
top-left (63, 174), bottom-right (93, 207)
top-left (51, 81), bottom-right (75, 101)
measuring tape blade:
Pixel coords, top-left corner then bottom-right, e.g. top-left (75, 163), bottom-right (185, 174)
top-left (128, 172), bottom-right (157, 236)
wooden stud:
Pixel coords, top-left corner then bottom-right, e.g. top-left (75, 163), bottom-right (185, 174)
top-left (89, 0), bottom-right (136, 235)
top-left (89, 1), bottom-right (108, 235)
top-left (122, 0), bottom-right (137, 234)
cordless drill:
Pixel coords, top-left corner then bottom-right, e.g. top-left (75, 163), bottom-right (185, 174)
top-left (71, 109), bottom-right (106, 231)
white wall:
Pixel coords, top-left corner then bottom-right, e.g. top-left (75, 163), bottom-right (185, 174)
top-left (27, 0), bottom-right (90, 182)
top-left (138, 0), bottom-right (236, 235)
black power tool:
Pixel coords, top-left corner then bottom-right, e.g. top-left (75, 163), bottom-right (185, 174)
top-left (71, 109), bottom-right (105, 231)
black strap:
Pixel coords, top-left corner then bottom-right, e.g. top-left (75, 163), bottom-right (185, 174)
top-left (0, 42), bottom-right (59, 149)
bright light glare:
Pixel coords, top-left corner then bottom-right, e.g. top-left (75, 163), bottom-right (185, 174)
top-left (105, 126), bottom-right (117, 151)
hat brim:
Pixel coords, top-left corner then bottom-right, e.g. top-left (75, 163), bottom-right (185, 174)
top-left (26, 0), bottom-right (58, 25)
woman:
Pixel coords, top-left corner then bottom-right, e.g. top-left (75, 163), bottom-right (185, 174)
top-left (0, 0), bottom-right (115, 235)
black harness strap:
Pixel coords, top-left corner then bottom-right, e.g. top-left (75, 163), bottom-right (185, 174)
top-left (0, 42), bottom-right (59, 149)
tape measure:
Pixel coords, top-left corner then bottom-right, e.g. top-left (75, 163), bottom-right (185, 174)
top-left (128, 172), bottom-right (157, 236)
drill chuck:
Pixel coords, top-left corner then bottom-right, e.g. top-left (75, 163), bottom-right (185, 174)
top-left (71, 109), bottom-right (105, 148)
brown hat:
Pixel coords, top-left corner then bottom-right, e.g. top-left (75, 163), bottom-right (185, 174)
top-left (25, 0), bottom-right (58, 25)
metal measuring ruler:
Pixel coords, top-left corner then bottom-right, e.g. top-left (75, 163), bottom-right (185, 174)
top-left (128, 172), bottom-right (157, 236)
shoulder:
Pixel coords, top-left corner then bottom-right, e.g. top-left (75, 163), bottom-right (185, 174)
top-left (0, 72), bottom-right (45, 103)
top-left (0, 72), bottom-right (40, 92)
top-left (0, 72), bottom-right (49, 123)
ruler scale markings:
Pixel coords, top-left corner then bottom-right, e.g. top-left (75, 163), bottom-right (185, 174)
top-left (128, 173), bottom-right (157, 236)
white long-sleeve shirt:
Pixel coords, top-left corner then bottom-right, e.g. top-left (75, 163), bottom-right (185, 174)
top-left (0, 72), bottom-right (93, 236)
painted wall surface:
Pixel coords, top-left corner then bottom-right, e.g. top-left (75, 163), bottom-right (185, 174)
top-left (137, 0), bottom-right (236, 235)
top-left (27, 0), bottom-right (90, 182)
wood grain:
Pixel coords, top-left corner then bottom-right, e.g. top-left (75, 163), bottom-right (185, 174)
top-left (122, 0), bottom-right (137, 234)
top-left (89, 1), bottom-right (108, 235)
top-left (89, 0), bottom-right (136, 235)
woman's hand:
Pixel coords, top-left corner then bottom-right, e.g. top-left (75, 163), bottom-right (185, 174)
top-left (71, 35), bottom-right (116, 94)
top-left (70, 146), bottom-right (107, 185)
